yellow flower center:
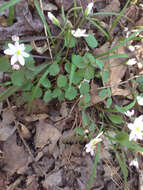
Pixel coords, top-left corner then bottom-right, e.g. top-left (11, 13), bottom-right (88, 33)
top-left (16, 50), bottom-right (21, 55)
top-left (91, 140), bottom-right (98, 148)
top-left (135, 126), bottom-right (141, 132)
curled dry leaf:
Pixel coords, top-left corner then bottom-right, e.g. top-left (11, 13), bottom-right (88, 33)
top-left (20, 123), bottom-right (31, 139)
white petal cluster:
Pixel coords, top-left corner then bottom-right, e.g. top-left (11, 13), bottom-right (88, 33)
top-left (127, 115), bottom-right (143, 141)
top-left (4, 36), bottom-right (29, 68)
top-left (85, 2), bottom-right (94, 16)
top-left (130, 158), bottom-right (139, 169)
top-left (137, 95), bottom-right (143, 106)
top-left (85, 132), bottom-right (103, 156)
top-left (48, 12), bottom-right (60, 27)
top-left (71, 28), bottom-right (88, 38)
top-left (126, 58), bottom-right (137, 66)
top-left (125, 110), bottom-right (134, 117)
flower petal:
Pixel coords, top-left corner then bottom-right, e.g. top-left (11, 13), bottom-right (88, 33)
top-left (18, 44), bottom-right (25, 51)
top-left (21, 51), bottom-right (29, 57)
top-left (8, 43), bottom-right (16, 51)
top-left (4, 48), bottom-right (14, 55)
top-left (11, 54), bottom-right (18, 65)
top-left (96, 131), bottom-right (103, 139)
top-left (18, 55), bottom-right (25, 66)
top-left (127, 123), bottom-right (134, 130)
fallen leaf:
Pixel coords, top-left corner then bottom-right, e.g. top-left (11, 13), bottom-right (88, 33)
top-left (42, 170), bottom-right (62, 188)
top-left (0, 109), bottom-right (16, 141)
top-left (3, 134), bottom-right (29, 174)
top-left (35, 120), bottom-right (61, 153)
top-left (96, 0), bottom-right (120, 20)
top-left (91, 42), bottom-right (132, 105)
top-left (60, 102), bottom-right (68, 118)
top-left (0, 0), bottom-right (43, 40)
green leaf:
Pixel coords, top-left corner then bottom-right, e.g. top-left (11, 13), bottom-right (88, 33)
top-left (43, 90), bottom-right (52, 102)
top-left (80, 82), bottom-right (90, 94)
top-left (99, 89), bottom-right (107, 99)
top-left (52, 88), bottom-right (62, 98)
top-left (25, 44), bottom-right (33, 52)
top-left (82, 111), bottom-right (90, 126)
top-left (64, 34), bottom-right (76, 48)
top-left (22, 92), bottom-right (32, 101)
top-left (96, 59), bottom-right (104, 69)
top-left (106, 97), bottom-right (112, 108)
top-left (72, 54), bottom-right (85, 68)
top-left (83, 53), bottom-right (96, 66)
top-left (74, 127), bottom-right (84, 135)
top-left (102, 70), bottom-right (109, 83)
top-left (65, 86), bottom-right (77, 100)
top-left (32, 87), bottom-right (42, 98)
top-left (84, 66), bottom-right (94, 80)
top-left (64, 61), bottom-right (71, 73)
top-left (57, 75), bottom-right (67, 88)
top-left (11, 70), bottom-right (25, 86)
top-left (115, 99), bottom-right (136, 114)
top-left (83, 93), bottom-right (91, 104)
top-left (41, 78), bottom-right (51, 88)
top-left (0, 0), bottom-right (21, 13)
top-left (108, 114), bottom-right (123, 124)
top-left (24, 69), bottom-right (35, 80)
top-left (85, 34), bottom-right (98, 48)
top-left (49, 62), bottom-right (60, 76)
top-left (21, 82), bottom-right (33, 91)
top-left (0, 56), bottom-right (11, 72)
top-left (72, 72), bottom-right (82, 85)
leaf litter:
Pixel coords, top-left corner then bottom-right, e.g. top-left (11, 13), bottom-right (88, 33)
top-left (0, 0), bottom-right (143, 190)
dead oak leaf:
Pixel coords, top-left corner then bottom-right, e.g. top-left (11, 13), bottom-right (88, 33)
top-left (0, 109), bottom-right (16, 141)
top-left (35, 120), bottom-right (61, 153)
top-left (3, 134), bottom-right (29, 175)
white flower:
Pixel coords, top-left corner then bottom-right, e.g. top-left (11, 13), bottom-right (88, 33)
top-left (128, 45), bottom-right (135, 52)
top-left (71, 28), bottom-right (88, 38)
top-left (127, 115), bottom-right (143, 141)
top-left (125, 110), bottom-right (134, 117)
top-left (4, 37), bottom-right (29, 66)
top-left (48, 12), bottom-right (60, 27)
top-left (130, 158), bottom-right (139, 169)
top-left (137, 95), bottom-right (143, 106)
top-left (85, 2), bottom-right (94, 16)
top-left (126, 58), bottom-right (137, 66)
top-left (85, 131), bottom-right (103, 156)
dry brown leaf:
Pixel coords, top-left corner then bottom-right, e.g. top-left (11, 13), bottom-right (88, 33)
top-left (60, 102), bottom-right (68, 118)
top-left (35, 120), bottom-right (61, 153)
top-left (3, 134), bottom-right (29, 174)
top-left (105, 46), bottom-right (131, 97)
top-left (91, 42), bottom-right (132, 105)
top-left (96, 0), bottom-right (120, 20)
top-left (0, 109), bottom-right (16, 141)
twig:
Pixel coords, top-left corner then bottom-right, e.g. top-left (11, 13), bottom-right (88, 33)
top-left (97, 74), bottom-right (142, 90)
